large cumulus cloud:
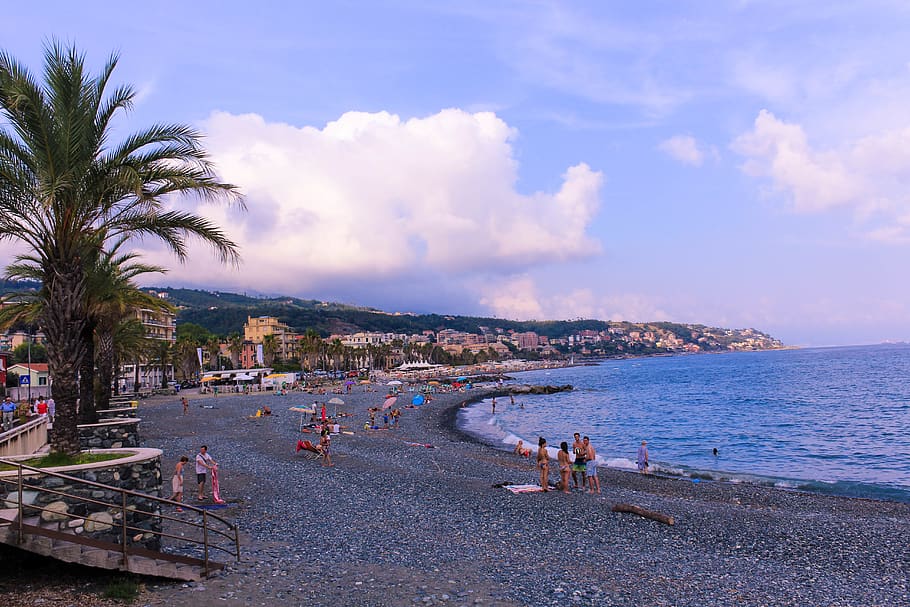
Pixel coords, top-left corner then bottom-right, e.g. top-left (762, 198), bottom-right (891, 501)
top-left (142, 109), bottom-right (603, 296)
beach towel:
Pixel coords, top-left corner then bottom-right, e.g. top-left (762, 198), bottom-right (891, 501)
top-left (211, 467), bottom-right (226, 504)
top-left (501, 484), bottom-right (545, 494)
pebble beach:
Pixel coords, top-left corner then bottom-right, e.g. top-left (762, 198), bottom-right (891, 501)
top-left (4, 383), bottom-right (910, 606)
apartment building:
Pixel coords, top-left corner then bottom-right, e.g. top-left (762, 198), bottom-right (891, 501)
top-left (243, 316), bottom-right (298, 361)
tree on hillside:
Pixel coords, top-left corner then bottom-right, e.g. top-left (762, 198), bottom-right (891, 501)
top-left (0, 44), bottom-right (242, 453)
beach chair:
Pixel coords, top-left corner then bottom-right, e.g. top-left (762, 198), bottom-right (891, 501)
top-left (295, 439), bottom-right (323, 460)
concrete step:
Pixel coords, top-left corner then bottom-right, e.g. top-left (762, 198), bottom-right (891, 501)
top-left (81, 547), bottom-right (122, 569)
top-left (51, 541), bottom-right (83, 562)
top-left (0, 508), bottom-right (18, 523)
top-left (0, 521), bottom-right (211, 582)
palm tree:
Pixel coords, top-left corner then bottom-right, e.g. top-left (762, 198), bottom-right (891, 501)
top-left (227, 333), bottom-right (243, 369)
top-left (262, 333), bottom-right (279, 368)
top-left (0, 45), bottom-right (242, 453)
top-left (173, 334), bottom-right (202, 383)
top-left (147, 338), bottom-right (173, 389)
top-left (91, 249), bottom-right (172, 413)
top-left (205, 337), bottom-right (222, 371)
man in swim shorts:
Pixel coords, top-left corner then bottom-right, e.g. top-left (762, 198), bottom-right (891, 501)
top-left (571, 432), bottom-right (587, 490)
top-left (584, 436), bottom-right (600, 494)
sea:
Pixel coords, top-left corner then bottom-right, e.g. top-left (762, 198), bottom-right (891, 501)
top-left (456, 344), bottom-right (910, 503)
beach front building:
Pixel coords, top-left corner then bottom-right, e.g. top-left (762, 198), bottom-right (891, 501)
top-left (117, 306), bottom-right (177, 392)
top-left (7, 362), bottom-right (50, 400)
top-left (244, 316), bottom-right (298, 362)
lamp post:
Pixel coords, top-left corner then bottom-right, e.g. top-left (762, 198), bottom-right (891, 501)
top-left (26, 334), bottom-right (31, 404)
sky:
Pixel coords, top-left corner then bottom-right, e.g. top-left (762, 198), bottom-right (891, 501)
top-left (3, 1), bottom-right (910, 346)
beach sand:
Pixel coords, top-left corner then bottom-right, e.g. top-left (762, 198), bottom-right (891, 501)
top-left (2, 384), bottom-right (908, 606)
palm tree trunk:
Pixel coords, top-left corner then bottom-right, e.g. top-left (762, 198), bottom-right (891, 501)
top-left (95, 328), bottom-right (115, 410)
top-left (78, 320), bottom-right (98, 424)
top-left (42, 264), bottom-right (87, 455)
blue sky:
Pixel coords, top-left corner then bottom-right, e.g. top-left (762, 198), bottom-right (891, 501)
top-left (4, 1), bottom-right (910, 346)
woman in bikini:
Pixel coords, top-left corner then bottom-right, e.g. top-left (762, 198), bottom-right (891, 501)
top-left (320, 431), bottom-right (333, 467)
top-left (537, 437), bottom-right (550, 492)
top-left (171, 456), bottom-right (188, 512)
top-left (557, 442), bottom-right (571, 493)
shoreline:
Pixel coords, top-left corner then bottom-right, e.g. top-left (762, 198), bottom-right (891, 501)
top-left (2, 385), bottom-right (908, 606)
top-left (453, 391), bottom-right (910, 505)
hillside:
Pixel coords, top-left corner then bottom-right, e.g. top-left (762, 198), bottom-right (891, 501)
top-left (153, 287), bottom-right (783, 350)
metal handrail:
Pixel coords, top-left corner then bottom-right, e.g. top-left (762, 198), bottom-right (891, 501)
top-left (0, 457), bottom-right (240, 571)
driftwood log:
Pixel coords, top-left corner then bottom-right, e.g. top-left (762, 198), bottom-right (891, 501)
top-left (611, 503), bottom-right (675, 526)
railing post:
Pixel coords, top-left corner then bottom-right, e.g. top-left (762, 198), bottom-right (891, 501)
top-left (202, 510), bottom-right (209, 577)
top-left (121, 491), bottom-right (128, 566)
top-left (234, 524), bottom-right (240, 562)
top-left (16, 464), bottom-right (23, 544)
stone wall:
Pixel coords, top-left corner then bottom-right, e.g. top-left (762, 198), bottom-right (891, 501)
top-left (96, 407), bottom-right (138, 420)
top-left (0, 449), bottom-right (164, 550)
top-left (78, 418), bottom-right (141, 450)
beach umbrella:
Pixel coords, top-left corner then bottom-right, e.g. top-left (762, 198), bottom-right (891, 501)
top-left (200, 376), bottom-right (219, 382)
top-left (383, 396), bottom-right (397, 410)
top-left (360, 380), bottom-right (371, 384)
top-left (289, 406), bottom-right (314, 430)
top-left (411, 394), bottom-right (425, 406)
top-left (345, 380), bottom-right (355, 385)
top-left (387, 380), bottom-right (403, 386)
top-left (328, 396), bottom-right (344, 416)
top-left (456, 376), bottom-right (468, 381)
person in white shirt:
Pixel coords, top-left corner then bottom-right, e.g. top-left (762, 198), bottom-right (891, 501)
top-left (195, 445), bottom-right (216, 501)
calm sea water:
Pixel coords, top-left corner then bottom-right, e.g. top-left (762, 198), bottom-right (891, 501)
top-left (457, 344), bottom-right (910, 502)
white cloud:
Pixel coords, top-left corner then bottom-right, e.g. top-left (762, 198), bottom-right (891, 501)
top-left (477, 276), bottom-right (669, 322)
top-left (733, 109), bottom-right (910, 240)
top-left (658, 135), bottom-right (704, 166)
top-left (136, 109), bottom-right (603, 293)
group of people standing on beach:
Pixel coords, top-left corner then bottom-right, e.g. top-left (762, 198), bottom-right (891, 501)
top-left (518, 433), bottom-right (651, 493)
top-left (526, 433), bottom-right (601, 494)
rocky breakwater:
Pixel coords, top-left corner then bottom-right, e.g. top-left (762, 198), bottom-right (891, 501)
top-left (0, 448), bottom-right (164, 550)
top-left (508, 384), bottom-right (573, 395)
top-left (78, 418), bottom-right (141, 449)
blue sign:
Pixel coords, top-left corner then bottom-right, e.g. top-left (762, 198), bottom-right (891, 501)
top-left (18, 375), bottom-right (29, 386)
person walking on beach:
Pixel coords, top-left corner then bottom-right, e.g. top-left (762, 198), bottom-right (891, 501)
top-left (172, 456), bottom-right (188, 511)
top-left (491, 397), bottom-right (496, 414)
top-left (584, 436), bottom-right (600, 494)
top-left (1, 397), bottom-right (15, 432)
top-left (195, 445), bottom-right (216, 501)
top-left (181, 396), bottom-right (189, 416)
top-left (637, 440), bottom-right (649, 474)
top-left (47, 396), bottom-right (55, 424)
top-left (558, 442), bottom-right (571, 494)
top-left (571, 433), bottom-right (587, 490)
top-left (537, 437), bottom-right (550, 492)
top-left (319, 430), bottom-right (333, 467)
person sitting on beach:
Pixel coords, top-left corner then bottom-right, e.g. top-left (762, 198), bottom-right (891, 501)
top-left (262, 405), bottom-right (272, 416)
top-left (537, 437), bottom-right (550, 492)
top-left (514, 440), bottom-right (531, 457)
top-left (637, 440), bottom-right (649, 474)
